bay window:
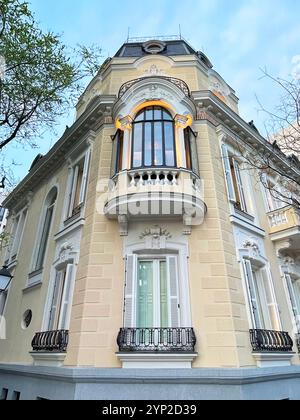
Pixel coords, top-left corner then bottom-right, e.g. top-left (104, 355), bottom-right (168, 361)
top-left (111, 130), bottom-right (124, 177)
top-left (184, 127), bottom-right (199, 176)
top-left (131, 106), bottom-right (176, 169)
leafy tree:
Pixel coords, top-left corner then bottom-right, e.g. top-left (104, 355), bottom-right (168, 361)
top-left (0, 0), bottom-right (102, 151)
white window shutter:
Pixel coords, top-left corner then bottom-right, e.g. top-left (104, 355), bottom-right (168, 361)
top-left (124, 255), bottom-right (137, 328)
top-left (48, 271), bottom-right (63, 331)
top-left (167, 256), bottom-right (180, 328)
top-left (285, 273), bottom-right (300, 326)
top-left (242, 259), bottom-right (261, 329)
top-left (221, 144), bottom-right (236, 202)
top-left (233, 159), bottom-right (247, 212)
top-left (68, 165), bottom-right (79, 217)
top-left (59, 264), bottom-right (74, 330)
top-left (79, 149), bottom-right (91, 205)
top-left (261, 267), bottom-right (282, 331)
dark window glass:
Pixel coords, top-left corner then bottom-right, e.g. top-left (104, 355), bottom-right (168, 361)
top-left (133, 124), bottom-right (143, 167)
top-left (164, 122), bottom-right (175, 167)
top-left (184, 127), bottom-right (199, 176)
top-left (132, 106), bottom-right (176, 168)
top-left (110, 130), bottom-right (124, 177)
top-left (1, 388), bottom-right (8, 400)
top-left (12, 391), bottom-right (20, 401)
top-left (154, 122), bottom-right (163, 166)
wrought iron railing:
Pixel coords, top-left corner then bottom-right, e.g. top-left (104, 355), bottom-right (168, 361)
top-left (250, 329), bottom-right (294, 353)
top-left (117, 328), bottom-right (196, 353)
top-left (296, 334), bottom-right (300, 354)
top-left (31, 330), bottom-right (69, 353)
top-left (118, 76), bottom-right (190, 98)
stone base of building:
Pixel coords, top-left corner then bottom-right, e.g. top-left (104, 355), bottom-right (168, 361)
top-left (1, 364), bottom-right (300, 400)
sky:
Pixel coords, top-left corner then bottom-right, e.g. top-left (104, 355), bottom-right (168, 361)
top-left (3, 0), bottom-right (300, 183)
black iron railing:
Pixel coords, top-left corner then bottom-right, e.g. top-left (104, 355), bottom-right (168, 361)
top-left (117, 327), bottom-right (196, 353)
top-left (31, 330), bottom-right (69, 353)
top-left (250, 329), bottom-right (294, 353)
top-left (296, 334), bottom-right (300, 354)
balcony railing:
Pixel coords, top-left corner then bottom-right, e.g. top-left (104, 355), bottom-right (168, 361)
top-left (268, 206), bottom-right (300, 235)
top-left (250, 329), bottom-right (294, 353)
top-left (117, 327), bottom-right (196, 353)
top-left (31, 330), bottom-right (69, 353)
top-left (296, 334), bottom-right (300, 354)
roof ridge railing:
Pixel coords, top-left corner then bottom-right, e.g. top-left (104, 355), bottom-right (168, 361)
top-left (126, 35), bottom-right (186, 43)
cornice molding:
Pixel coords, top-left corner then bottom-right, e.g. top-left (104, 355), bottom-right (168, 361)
top-left (193, 91), bottom-right (300, 181)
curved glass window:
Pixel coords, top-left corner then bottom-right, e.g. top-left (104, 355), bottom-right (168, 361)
top-left (132, 106), bottom-right (176, 169)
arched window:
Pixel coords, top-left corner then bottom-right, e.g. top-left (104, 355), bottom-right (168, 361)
top-left (132, 106), bottom-right (176, 169)
top-left (34, 187), bottom-right (57, 271)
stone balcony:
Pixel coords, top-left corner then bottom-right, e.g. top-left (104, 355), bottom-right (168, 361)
top-left (104, 168), bottom-right (207, 236)
top-left (267, 206), bottom-right (300, 251)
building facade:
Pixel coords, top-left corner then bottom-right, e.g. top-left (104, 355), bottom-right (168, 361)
top-left (0, 38), bottom-right (300, 400)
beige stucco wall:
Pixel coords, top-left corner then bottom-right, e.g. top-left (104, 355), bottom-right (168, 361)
top-left (0, 166), bottom-right (69, 364)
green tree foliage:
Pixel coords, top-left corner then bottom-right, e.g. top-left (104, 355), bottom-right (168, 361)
top-left (0, 0), bottom-right (102, 150)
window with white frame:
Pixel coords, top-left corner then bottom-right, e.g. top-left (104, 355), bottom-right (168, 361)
top-left (242, 258), bottom-right (281, 331)
top-left (6, 208), bottom-right (27, 264)
top-left (284, 273), bottom-right (300, 333)
top-left (66, 150), bottom-right (91, 220)
top-left (221, 144), bottom-right (248, 213)
top-left (0, 291), bottom-right (7, 316)
top-left (124, 254), bottom-right (180, 328)
top-left (48, 264), bottom-right (74, 331)
top-left (33, 188), bottom-right (57, 272)
top-left (262, 174), bottom-right (284, 212)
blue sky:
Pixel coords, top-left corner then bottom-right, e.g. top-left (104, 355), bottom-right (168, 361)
top-left (4, 0), bottom-right (300, 182)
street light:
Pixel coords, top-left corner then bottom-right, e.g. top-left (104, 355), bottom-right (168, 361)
top-left (0, 266), bottom-right (13, 293)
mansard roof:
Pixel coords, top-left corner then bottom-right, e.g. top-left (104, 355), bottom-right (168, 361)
top-left (114, 38), bottom-right (213, 69)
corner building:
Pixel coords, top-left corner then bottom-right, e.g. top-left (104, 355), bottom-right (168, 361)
top-left (0, 38), bottom-right (300, 400)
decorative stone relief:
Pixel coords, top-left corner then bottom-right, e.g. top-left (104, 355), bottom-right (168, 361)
top-left (140, 226), bottom-right (172, 249)
top-left (58, 242), bottom-right (74, 263)
top-left (118, 215), bottom-right (128, 237)
top-left (275, 239), bottom-right (293, 257)
top-left (132, 84), bottom-right (176, 103)
top-left (242, 239), bottom-right (261, 259)
top-left (143, 64), bottom-right (164, 77)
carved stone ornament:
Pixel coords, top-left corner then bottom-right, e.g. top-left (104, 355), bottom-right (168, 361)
top-left (132, 84), bottom-right (176, 103)
top-left (143, 64), bottom-right (164, 77)
top-left (243, 239), bottom-right (260, 259)
top-left (119, 115), bottom-right (133, 131)
top-left (140, 226), bottom-right (172, 250)
top-left (59, 242), bottom-right (74, 263)
top-left (118, 215), bottom-right (128, 237)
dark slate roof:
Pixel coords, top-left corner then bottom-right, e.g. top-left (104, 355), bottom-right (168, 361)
top-left (115, 40), bottom-right (196, 58)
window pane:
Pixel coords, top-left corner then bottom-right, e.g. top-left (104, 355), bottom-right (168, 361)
top-left (154, 122), bottom-right (163, 166)
top-left (137, 261), bottom-right (154, 328)
top-left (190, 130), bottom-right (200, 175)
top-left (145, 107), bottom-right (153, 121)
top-left (73, 163), bottom-right (84, 210)
top-left (154, 107), bottom-right (162, 120)
top-left (164, 122), bottom-right (175, 166)
top-left (135, 110), bottom-right (144, 122)
top-left (144, 123), bottom-right (152, 166)
top-left (160, 261), bottom-right (168, 328)
top-left (184, 128), bottom-right (192, 170)
top-left (133, 123), bottom-right (143, 167)
top-left (110, 137), bottom-right (118, 177)
top-left (35, 206), bottom-right (53, 270)
top-left (162, 109), bottom-right (173, 121)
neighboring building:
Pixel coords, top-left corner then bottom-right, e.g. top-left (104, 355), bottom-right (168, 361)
top-left (0, 207), bottom-right (8, 234)
top-left (0, 37), bottom-right (300, 400)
